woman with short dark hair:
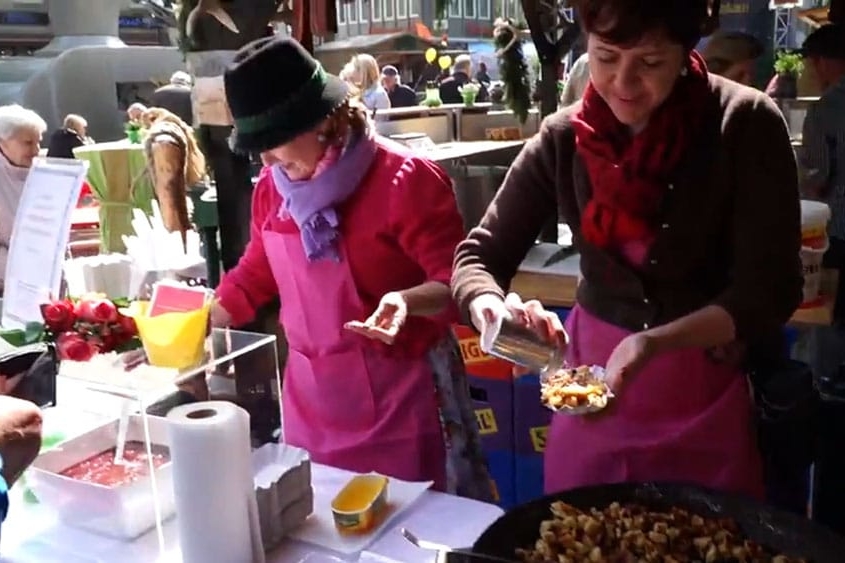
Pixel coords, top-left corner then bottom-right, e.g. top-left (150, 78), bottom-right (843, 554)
top-left (452, 0), bottom-right (802, 498)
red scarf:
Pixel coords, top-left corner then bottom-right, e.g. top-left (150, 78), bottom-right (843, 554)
top-left (571, 51), bottom-right (710, 249)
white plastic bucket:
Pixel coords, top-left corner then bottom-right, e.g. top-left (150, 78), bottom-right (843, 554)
top-left (800, 241), bottom-right (829, 305)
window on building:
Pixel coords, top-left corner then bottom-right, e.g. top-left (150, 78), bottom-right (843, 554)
top-left (477, 0), bottom-right (490, 19)
top-left (358, 0), bottom-right (368, 22)
top-left (464, 0), bottom-right (476, 18)
top-left (371, 0), bottom-right (382, 21)
top-left (448, 0), bottom-right (461, 17)
top-left (409, 0), bottom-right (420, 17)
top-left (384, 0), bottom-right (395, 20)
top-left (396, 0), bottom-right (407, 19)
top-left (347, 1), bottom-right (357, 23)
top-left (336, 0), bottom-right (346, 23)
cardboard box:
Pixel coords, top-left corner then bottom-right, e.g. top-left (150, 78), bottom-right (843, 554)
top-left (453, 324), bottom-right (513, 380)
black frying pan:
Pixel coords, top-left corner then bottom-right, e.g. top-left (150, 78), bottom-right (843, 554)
top-left (472, 482), bottom-right (845, 563)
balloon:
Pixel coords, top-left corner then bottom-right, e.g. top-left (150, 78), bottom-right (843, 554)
top-left (425, 48), bottom-right (437, 64)
top-left (438, 55), bottom-right (452, 70)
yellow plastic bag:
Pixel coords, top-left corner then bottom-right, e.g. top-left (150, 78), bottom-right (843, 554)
top-left (124, 301), bottom-right (209, 369)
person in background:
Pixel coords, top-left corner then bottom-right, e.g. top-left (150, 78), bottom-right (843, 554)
top-left (46, 114), bottom-right (89, 159)
top-left (150, 70), bottom-right (194, 126)
top-left (475, 61), bottom-right (491, 86)
top-left (381, 65), bottom-right (417, 108)
top-left (560, 52), bottom-right (590, 106)
top-left (0, 104), bottom-right (46, 292)
top-left (702, 30), bottom-right (764, 86)
top-left (212, 37), bottom-right (492, 500)
top-left (799, 24), bottom-right (845, 318)
top-left (344, 54), bottom-right (390, 111)
top-left (440, 54), bottom-right (489, 104)
top-left (452, 0), bottom-right (802, 499)
top-left (126, 103), bottom-right (147, 125)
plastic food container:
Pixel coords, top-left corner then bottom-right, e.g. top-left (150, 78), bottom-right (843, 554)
top-left (27, 415), bottom-right (175, 540)
top-left (331, 474), bottom-right (390, 535)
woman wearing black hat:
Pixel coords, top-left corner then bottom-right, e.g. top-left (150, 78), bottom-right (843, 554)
top-left (212, 37), bottom-right (491, 499)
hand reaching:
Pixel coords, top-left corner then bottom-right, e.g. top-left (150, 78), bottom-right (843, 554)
top-left (604, 332), bottom-right (657, 392)
top-left (344, 291), bottom-right (408, 345)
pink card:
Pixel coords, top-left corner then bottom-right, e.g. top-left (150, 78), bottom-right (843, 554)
top-left (147, 282), bottom-right (209, 318)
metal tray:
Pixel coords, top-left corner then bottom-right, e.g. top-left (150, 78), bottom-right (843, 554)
top-left (28, 414), bottom-right (175, 540)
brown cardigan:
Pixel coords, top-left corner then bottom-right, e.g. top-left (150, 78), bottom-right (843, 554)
top-left (452, 75), bottom-right (803, 349)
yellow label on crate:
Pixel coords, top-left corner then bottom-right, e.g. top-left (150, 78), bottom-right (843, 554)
top-left (475, 408), bottom-right (498, 435)
top-left (459, 337), bottom-right (488, 365)
top-left (529, 426), bottom-right (549, 453)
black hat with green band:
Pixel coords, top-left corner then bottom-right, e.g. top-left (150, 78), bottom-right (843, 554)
top-left (224, 36), bottom-right (348, 153)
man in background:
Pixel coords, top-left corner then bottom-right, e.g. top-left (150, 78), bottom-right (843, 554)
top-left (800, 25), bottom-right (845, 313)
top-left (439, 54), bottom-right (488, 104)
top-left (560, 53), bottom-right (589, 106)
top-left (475, 61), bottom-right (491, 86)
top-left (380, 65), bottom-right (417, 108)
top-left (701, 30), bottom-right (764, 86)
top-left (150, 71), bottom-right (194, 125)
top-left (46, 114), bottom-right (90, 159)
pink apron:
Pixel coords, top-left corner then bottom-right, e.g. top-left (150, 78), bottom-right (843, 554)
top-left (262, 221), bottom-right (447, 489)
top-left (545, 304), bottom-right (764, 499)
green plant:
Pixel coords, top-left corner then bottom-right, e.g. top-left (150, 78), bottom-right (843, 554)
top-left (774, 50), bottom-right (804, 77)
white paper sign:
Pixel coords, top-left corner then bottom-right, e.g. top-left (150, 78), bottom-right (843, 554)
top-left (2, 158), bottom-right (87, 329)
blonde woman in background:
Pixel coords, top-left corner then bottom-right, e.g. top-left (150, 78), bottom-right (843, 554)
top-left (344, 54), bottom-right (390, 111)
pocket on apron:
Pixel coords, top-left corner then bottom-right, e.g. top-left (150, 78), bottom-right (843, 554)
top-left (285, 347), bottom-right (377, 433)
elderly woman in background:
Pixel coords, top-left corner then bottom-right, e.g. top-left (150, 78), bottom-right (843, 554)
top-left (342, 54), bottom-right (390, 111)
top-left (702, 30), bottom-right (764, 86)
top-left (452, 0), bottom-right (802, 499)
top-left (211, 37), bottom-right (491, 500)
top-left (0, 103), bottom-right (47, 537)
top-left (0, 104), bottom-right (46, 290)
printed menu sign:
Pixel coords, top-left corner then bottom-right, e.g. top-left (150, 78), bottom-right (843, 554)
top-left (2, 159), bottom-right (87, 329)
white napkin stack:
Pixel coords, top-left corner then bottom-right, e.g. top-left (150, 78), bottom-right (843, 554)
top-left (121, 202), bottom-right (207, 296)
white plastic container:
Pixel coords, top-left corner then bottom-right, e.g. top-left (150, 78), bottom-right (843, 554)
top-left (800, 200), bottom-right (831, 250)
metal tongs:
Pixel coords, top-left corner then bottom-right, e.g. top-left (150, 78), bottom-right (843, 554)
top-left (400, 528), bottom-right (518, 563)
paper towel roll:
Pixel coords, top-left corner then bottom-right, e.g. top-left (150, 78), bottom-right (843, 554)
top-left (167, 401), bottom-right (266, 563)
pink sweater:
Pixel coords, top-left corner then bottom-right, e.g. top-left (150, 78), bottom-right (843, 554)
top-left (216, 136), bottom-right (465, 356)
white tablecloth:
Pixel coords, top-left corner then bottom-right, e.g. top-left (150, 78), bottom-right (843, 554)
top-left (0, 384), bottom-right (504, 562)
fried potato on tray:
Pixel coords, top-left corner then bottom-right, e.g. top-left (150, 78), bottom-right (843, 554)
top-left (541, 366), bottom-right (610, 413)
top-left (516, 501), bottom-right (806, 563)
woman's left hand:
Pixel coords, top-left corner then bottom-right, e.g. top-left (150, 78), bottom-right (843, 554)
top-left (344, 291), bottom-right (408, 345)
top-left (604, 332), bottom-right (658, 392)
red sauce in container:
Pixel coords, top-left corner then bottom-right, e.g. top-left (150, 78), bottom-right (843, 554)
top-left (60, 441), bottom-right (170, 488)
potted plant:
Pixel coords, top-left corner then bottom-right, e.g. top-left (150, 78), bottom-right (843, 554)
top-left (458, 82), bottom-right (482, 106)
top-left (423, 80), bottom-right (442, 107)
top-left (773, 50), bottom-right (804, 99)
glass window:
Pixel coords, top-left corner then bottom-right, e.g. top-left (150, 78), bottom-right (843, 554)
top-left (464, 0), bottom-right (476, 18)
top-left (448, 0), bottom-right (461, 17)
top-left (397, 0), bottom-right (407, 18)
top-left (384, 0), bottom-right (395, 20)
top-left (477, 0), bottom-right (490, 19)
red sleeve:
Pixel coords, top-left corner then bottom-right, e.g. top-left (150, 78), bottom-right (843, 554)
top-left (215, 168), bottom-right (279, 327)
top-left (388, 156), bottom-right (465, 287)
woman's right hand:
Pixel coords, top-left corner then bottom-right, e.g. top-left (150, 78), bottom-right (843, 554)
top-left (210, 299), bottom-right (233, 328)
top-left (468, 292), bottom-right (568, 374)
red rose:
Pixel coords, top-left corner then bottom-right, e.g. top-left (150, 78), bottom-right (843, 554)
top-left (56, 332), bottom-right (97, 362)
top-left (40, 300), bottom-right (76, 333)
top-left (116, 314), bottom-right (137, 338)
top-left (75, 299), bottom-right (118, 324)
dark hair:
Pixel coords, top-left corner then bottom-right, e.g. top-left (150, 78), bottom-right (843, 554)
top-left (571, 0), bottom-right (718, 50)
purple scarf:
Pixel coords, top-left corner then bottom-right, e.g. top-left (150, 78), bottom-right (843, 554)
top-left (271, 129), bottom-right (378, 261)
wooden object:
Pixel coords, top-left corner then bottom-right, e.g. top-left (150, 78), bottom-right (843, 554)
top-left (511, 246), bottom-right (837, 327)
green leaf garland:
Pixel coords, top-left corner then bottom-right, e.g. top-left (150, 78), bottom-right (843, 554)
top-left (493, 18), bottom-right (532, 125)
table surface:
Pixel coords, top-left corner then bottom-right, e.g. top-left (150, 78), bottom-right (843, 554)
top-left (0, 383), bottom-right (504, 563)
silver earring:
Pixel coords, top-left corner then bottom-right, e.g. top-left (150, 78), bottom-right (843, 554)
top-left (680, 67), bottom-right (689, 77)
top-left (317, 133), bottom-right (327, 143)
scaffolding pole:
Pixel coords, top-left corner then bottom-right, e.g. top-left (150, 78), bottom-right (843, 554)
top-left (774, 7), bottom-right (793, 49)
